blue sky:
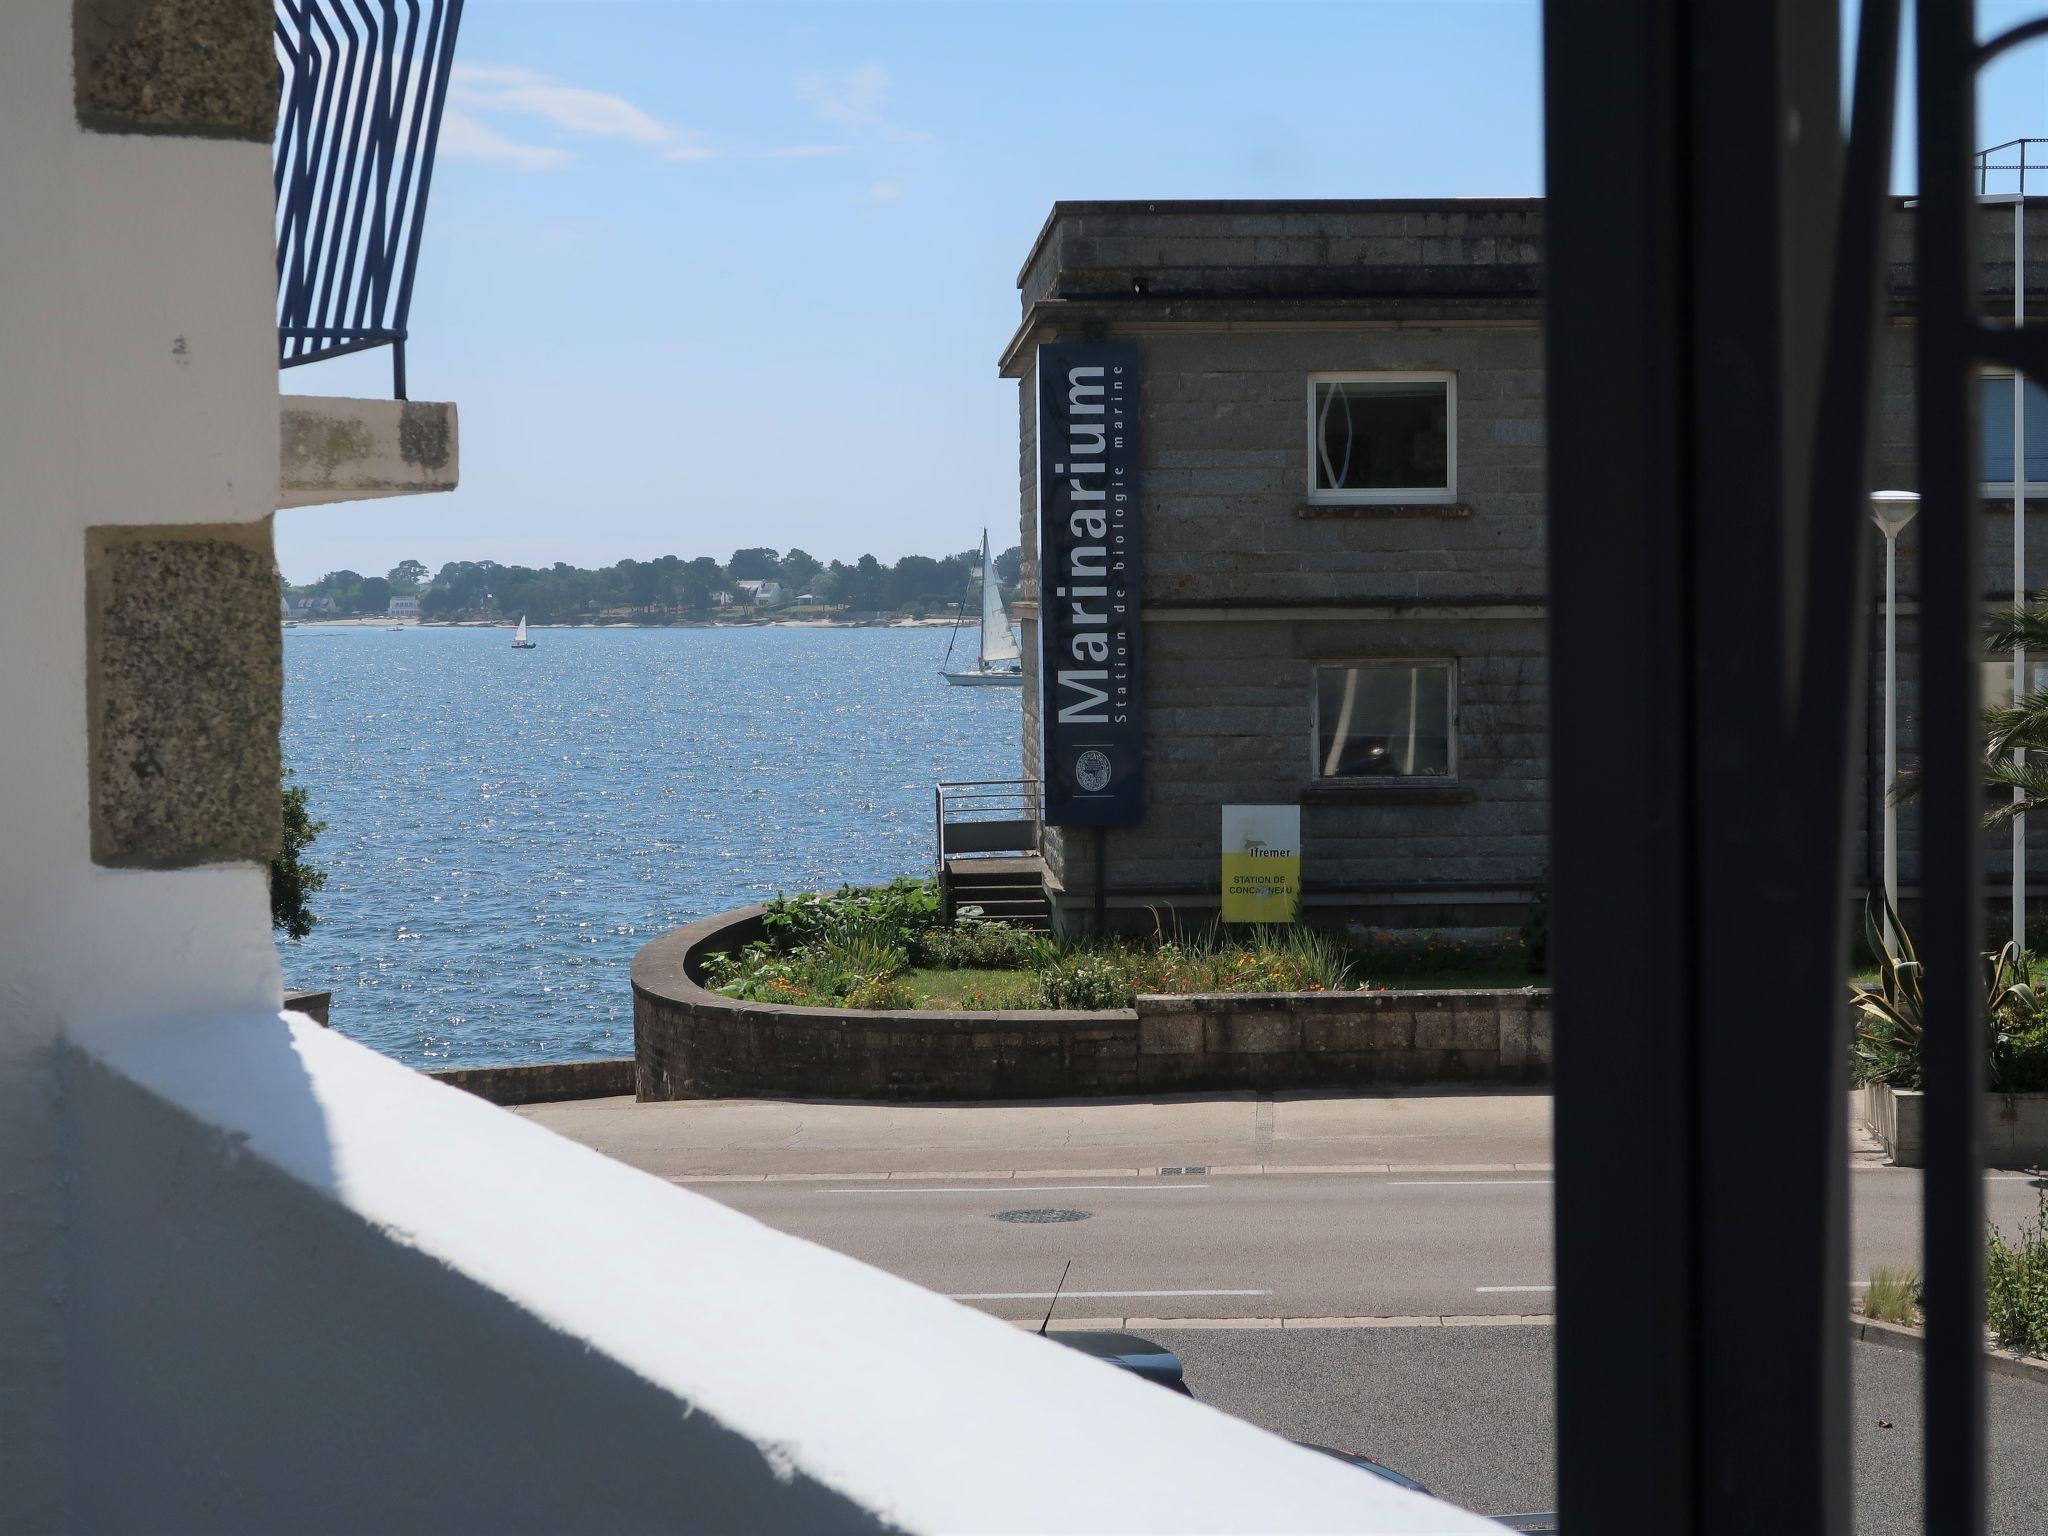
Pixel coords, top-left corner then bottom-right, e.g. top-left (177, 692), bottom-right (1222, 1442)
top-left (276, 0), bottom-right (2048, 585)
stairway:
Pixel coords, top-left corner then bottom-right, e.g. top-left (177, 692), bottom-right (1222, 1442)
top-left (943, 856), bottom-right (1051, 931)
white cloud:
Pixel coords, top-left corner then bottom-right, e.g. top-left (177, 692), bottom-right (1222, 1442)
top-left (449, 62), bottom-right (717, 162)
top-left (868, 179), bottom-right (905, 202)
top-left (437, 109), bottom-right (575, 172)
top-left (797, 62), bottom-right (930, 145)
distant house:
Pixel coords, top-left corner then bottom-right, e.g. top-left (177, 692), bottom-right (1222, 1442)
top-left (387, 595), bottom-right (420, 618)
top-left (735, 579), bottom-right (782, 607)
top-left (711, 590), bottom-right (735, 608)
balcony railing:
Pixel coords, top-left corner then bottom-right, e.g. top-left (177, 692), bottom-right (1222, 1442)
top-left (1978, 136), bottom-right (2048, 196)
top-left (274, 0), bottom-right (465, 399)
top-left (934, 778), bottom-right (1041, 867)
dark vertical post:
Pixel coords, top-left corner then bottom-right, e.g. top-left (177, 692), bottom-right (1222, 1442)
top-left (1915, 3), bottom-right (1989, 1530)
top-left (1543, 4), bottom-right (1700, 1522)
top-left (1545, 0), bottom-right (1879, 1529)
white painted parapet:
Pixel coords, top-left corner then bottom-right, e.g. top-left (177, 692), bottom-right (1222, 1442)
top-left (64, 1009), bottom-right (1496, 1534)
top-left (279, 395), bottom-right (460, 508)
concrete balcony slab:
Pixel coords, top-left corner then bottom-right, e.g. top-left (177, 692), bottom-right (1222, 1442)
top-left (279, 395), bottom-right (458, 509)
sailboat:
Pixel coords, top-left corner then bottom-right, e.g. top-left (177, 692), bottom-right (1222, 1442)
top-left (941, 532), bottom-right (1023, 687)
top-left (511, 615), bottom-right (536, 649)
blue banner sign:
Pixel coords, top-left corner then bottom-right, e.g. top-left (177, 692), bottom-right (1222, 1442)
top-left (1036, 342), bottom-right (1143, 827)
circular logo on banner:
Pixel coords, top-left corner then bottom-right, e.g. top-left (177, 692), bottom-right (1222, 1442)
top-left (1076, 750), bottom-right (1113, 793)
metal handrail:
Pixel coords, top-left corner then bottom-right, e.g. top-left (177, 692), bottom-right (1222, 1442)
top-left (274, 0), bottom-right (465, 398)
top-left (1976, 136), bottom-right (2048, 196)
top-left (934, 779), bottom-right (1042, 873)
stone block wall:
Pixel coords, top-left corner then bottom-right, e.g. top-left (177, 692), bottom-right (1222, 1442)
top-left (1015, 324), bottom-right (1546, 611)
top-left (1131, 988), bottom-right (1550, 1094)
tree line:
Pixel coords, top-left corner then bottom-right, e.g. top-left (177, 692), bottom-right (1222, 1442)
top-left (283, 545), bottom-right (1024, 623)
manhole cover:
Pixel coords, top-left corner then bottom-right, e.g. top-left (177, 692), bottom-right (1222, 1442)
top-left (994, 1208), bottom-right (1092, 1224)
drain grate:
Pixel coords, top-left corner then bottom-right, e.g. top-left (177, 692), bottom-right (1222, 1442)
top-left (1158, 1166), bottom-right (1208, 1176)
top-left (994, 1208), bottom-right (1092, 1224)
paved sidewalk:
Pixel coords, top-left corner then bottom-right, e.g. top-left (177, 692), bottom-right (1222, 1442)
top-left (512, 1088), bottom-right (1556, 1180)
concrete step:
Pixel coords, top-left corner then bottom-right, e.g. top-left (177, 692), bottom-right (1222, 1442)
top-left (947, 872), bottom-right (1044, 891)
top-left (953, 898), bottom-right (1047, 917)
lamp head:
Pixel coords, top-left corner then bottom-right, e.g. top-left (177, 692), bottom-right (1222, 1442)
top-left (1869, 490), bottom-right (1921, 538)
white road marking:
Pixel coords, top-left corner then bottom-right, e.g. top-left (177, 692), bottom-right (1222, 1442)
top-left (1475, 1285), bottom-right (1555, 1293)
top-left (828, 1184), bottom-right (1209, 1194)
top-left (950, 1288), bottom-right (1272, 1300)
top-left (1386, 1179), bottom-right (1552, 1187)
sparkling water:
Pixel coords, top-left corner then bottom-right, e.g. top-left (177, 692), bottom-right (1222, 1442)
top-left (281, 624), bottom-right (1019, 1067)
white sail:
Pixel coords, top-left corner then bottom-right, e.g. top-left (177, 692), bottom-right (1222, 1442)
top-left (978, 534), bottom-right (1020, 666)
top-left (514, 616), bottom-right (528, 644)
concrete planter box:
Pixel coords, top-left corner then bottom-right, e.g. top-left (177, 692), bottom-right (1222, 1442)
top-left (1864, 1081), bottom-right (2048, 1168)
top-left (632, 906), bottom-right (1553, 1103)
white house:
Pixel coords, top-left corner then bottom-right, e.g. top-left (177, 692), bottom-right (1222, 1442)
top-left (735, 578), bottom-right (782, 607)
top-left (387, 595), bottom-right (420, 618)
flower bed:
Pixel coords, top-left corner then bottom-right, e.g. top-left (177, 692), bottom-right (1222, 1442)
top-left (630, 903), bottom-right (1552, 1103)
top-left (699, 879), bottom-right (1539, 1013)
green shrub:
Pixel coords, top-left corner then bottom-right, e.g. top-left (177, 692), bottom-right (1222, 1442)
top-left (1861, 1265), bottom-right (1921, 1326)
top-left (1030, 925), bottom-right (1355, 1006)
top-left (759, 878), bottom-right (942, 953)
top-left (1848, 893), bottom-right (2048, 1090)
top-left (1036, 955), bottom-right (1138, 1010)
top-left (1987, 1191), bottom-right (2048, 1357)
top-left (703, 934), bottom-right (912, 1010)
top-left (271, 769), bottom-right (327, 941)
top-left (1994, 1011), bottom-right (2048, 1094)
top-left (911, 920), bottom-right (1052, 971)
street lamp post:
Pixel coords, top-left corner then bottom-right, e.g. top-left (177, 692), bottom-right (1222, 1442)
top-left (1871, 491), bottom-right (1921, 951)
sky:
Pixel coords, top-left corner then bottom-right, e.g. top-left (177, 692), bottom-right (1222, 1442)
top-left (275, 0), bottom-right (2048, 586)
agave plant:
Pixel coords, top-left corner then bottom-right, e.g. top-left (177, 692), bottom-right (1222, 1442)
top-left (1850, 889), bottom-right (2048, 1089)
top-left (1850, 892), bottom-right (1926, 1089)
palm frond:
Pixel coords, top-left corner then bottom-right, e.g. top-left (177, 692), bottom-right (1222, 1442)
top-left (1985, 605), bottom-right (2048, 655)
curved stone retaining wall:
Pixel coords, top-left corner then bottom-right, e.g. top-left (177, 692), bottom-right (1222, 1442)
top-left (633, 906), bottom-right (1553, 1103)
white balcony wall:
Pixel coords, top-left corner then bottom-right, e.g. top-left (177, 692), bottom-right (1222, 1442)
top-left (63, 1010), bottom-right (1490, 1534)
top-left (1, 1), bottom-right (282, 1525)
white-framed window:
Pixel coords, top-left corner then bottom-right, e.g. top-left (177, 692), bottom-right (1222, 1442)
top-left (1311, 660), bottom-right (1458, 780)
top-left (1980, 370), bottom-right (2048, 493)
top-left (1306, 372), bottom-right (1457, 504)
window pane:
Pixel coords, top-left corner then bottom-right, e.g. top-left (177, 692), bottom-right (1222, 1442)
top-left (1316, 663), bottom-right (1453, 778)
top-left (1314, 380), bottom-right (1449, 492)
top-left (1979, 375), bottom-right (2048, 482)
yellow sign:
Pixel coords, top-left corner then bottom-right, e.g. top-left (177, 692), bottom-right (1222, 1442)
top-left (1221, 805), bottom-right (1301, 923)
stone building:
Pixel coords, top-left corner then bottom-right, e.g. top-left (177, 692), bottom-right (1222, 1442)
top-left (1000, 197), bottom-right (2048, 936)
top-left (1003, 200), bottom-right (1549, 934)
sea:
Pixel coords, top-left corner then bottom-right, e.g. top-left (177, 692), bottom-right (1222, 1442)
top-left (281, 623), bottom-right (1020, 1068)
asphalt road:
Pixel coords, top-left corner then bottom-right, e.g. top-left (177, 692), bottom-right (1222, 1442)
top-left (689, 1166), bottom-right (2048, 1321)
top-left (1145, 1327), bottom-right (2048, 1534)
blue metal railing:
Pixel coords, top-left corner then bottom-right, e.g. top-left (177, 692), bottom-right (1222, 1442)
top-left (274, 0), bottom-right (465, 399)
